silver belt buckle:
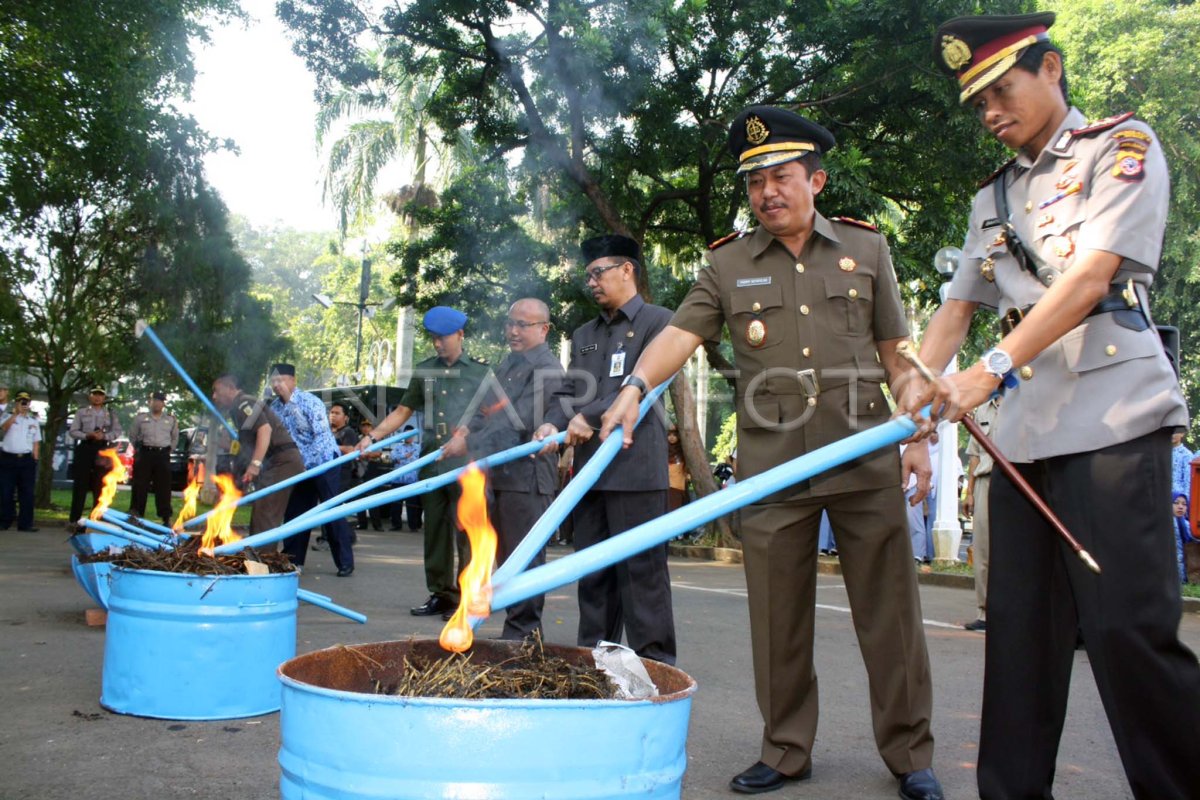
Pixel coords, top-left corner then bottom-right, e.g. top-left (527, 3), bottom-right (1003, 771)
top-left (796, 369), bottom-right (819, 397)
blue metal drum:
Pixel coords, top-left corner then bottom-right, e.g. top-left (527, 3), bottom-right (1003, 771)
top-left (70, 555), bottom-right (113, 609)
top-left (277, 639), bottom-right (697, 799)
top-left (70, 530), bottom-right (127, 556)
top-left (101, 567), bottom-right (299, 720)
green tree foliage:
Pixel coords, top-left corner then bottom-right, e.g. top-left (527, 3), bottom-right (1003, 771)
top-left (0, 1), bottom-right (286, 504)
top-left (1044, 0), bottom-right (1200, 437)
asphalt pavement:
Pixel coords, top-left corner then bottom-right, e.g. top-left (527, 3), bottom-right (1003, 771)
top-left (2, 524), bottom-right (1197, 800)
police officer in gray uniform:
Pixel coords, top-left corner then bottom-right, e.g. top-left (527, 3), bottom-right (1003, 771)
top-left (128, 390), bottom-right (178, 526)
top-left (68, 386), bottom-right (123, 527)
top-left (535, 234), bottom-right (676, 666)
top-left (446, 298), bottom-right (567, 640)
top-left (600, 109), bottom-right (939, 799)
top-left (907, 13), bottom-right (1200, 799)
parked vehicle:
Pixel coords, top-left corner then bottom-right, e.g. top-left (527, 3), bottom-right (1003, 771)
top-left (113, 438), bottom-right (135, 483)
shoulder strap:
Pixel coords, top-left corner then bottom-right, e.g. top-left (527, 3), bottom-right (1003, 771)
top-left (992, 167), bottom-right (1060, 287)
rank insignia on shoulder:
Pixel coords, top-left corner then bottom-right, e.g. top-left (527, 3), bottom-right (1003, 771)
top-left (470, 355), bottom-right (489, 365)
top-left (831, 216), bottom-right (878, 232)
top-left (1070, 112), bottom-right (1135, 138)
top-left (237, 401), bottom-right (254, 415)
top-left (708, 230), bottom-right (750, 250)
top-left (978, 158), bottom-right (1016, 188)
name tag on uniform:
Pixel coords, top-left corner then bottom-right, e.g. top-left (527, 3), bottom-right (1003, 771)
top-left (580, 344), bottom-right (598, 354)
top-left (736, 277), bottom-right (772, 287)
top-left (609, 350), bottom-right (626, 378)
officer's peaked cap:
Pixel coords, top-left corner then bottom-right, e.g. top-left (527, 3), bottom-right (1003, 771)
top-left (934, 12), bottom-right (1056, 103)
top-left (728, 106), bottom-right (835, 175)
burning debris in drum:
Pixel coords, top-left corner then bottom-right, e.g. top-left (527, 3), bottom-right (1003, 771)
top-left (79, 535), bottom-right (295, 576)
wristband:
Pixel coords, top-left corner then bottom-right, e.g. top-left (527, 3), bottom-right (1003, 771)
top-left (621, 374), bottom-right (649, 400)
top-left (368, 434), bottom-right (378, 444)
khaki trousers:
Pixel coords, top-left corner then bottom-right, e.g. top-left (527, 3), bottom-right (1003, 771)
top-left (972, 473), bottom-right (990, 619)
top-left (741, 486), bottom-right (935, 776)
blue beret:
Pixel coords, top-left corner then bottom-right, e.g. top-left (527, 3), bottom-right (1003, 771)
top-left (423, 306), bottom-right (468, 336)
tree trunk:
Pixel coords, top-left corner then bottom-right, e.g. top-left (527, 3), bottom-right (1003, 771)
top-left (35, 395), bottom-right (72, 508)
top-left (669, 371), bottom-right (736, 548)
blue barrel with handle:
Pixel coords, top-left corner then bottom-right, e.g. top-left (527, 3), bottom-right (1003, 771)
top-left (101, 567), bottom-right (298, 720)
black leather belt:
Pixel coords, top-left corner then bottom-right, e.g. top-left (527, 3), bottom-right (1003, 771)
top-left (1000, 280), bottom-right (1148, 336)
top-left (2, 451), bottom-right (33, 459)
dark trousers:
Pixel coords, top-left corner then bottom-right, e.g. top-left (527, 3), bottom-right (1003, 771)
top-left (68, 441), bottom-right (105, 522)
top-left (572, 489), bottom-right (676, 664)
top-left (979, 429), bottom-right (1200, 800)
top-left (0, 453), bottom-right (37, 529)
top-left (129, 447), bottom-right (172, 523)
top-left (492, 487), bottom-right (550, 640)
top-left (422, 481), bottom-right (468, 601)
top-left (391, 494), bottom-right (422, 530)
top-left (741, 488), bottom-right (933, 777)
top-left (355, 475), bottom-right (389, 528)
top-left (280, 469), bottom-right (354, 571)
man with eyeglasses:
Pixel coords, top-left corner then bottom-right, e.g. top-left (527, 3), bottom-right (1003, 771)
top-left (0, 391), bottom-right (42, 531)
top-left (359, 306), bottom-right (492, 617)
top-left (533, 234), bottom-right (676, 665)
top-left (443, 298), bottom-right (566, 638)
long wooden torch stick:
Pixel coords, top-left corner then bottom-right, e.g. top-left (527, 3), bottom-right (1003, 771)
top-left (896, 341), bottom-right (1100, 575)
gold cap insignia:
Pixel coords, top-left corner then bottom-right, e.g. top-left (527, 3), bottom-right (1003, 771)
top-left (746, 319), bottom-right (766, 347)
top-left (941, 35), bottom-right (972, 71)
top-left (839, 257), bottom-right (856, 272)
top-left (745, 115), bottom-right (769, 146)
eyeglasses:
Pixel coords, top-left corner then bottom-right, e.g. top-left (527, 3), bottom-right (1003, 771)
top-left (504, 319), bottom-right (548, 329)
top-left (583, 263), bottom-right (623, 284)
top-left (16, 400), bottom-right (30, 405)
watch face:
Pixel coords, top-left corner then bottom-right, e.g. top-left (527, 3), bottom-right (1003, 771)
top-left (986, 350), bottom-right (1012, 376)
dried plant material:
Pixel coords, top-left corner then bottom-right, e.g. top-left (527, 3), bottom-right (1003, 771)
top-left (79, 535), bottom-right (295, 576)
top-left (365, 633), bottom-right (618, 701)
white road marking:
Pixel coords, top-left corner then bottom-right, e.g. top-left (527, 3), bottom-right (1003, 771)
top-left (672, 582), bottom-right (964, 630)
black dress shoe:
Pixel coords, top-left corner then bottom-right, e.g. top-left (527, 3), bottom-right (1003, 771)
top-left (371, 521), bottom-right (383, 531)
top-left (899, 768), bottom-right (944, 800)
top-left (336, 566), bottom-right (354, 577)
top-left (963, 618), bottom-right (986, 632)
top-left (410, 595), bottom-right (454, 616)
top-left (730, 761), bottom-right (811, 794)
top-left (441, 609), bottom-right (455, 621)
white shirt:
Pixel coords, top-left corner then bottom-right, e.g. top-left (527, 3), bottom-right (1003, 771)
top-left (1, 413), bottom-right (42, 455)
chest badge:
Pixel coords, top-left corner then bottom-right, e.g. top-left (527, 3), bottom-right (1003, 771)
top-left (989, 231), bottom-right (1007, 248)
top-left (980, 256), bottom-right (996, 282)
top-left (1038, 181), bottom-right (1082, 210)
top-left (1036, 213), bottom-right (1054, 228)
top-left (838, 257), bottom-right (856, 272)
top-left (746, 319), bottom-right (767, 347)
top-left (1049, 236), bottom-right (1075, 259)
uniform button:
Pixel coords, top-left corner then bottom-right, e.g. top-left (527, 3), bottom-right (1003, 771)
top-left (1105, 345), bottom-right (1117, 356)
top-left (1024, 201), bottom-right (1033, 213)
top-left (795, 263), bottom-right (805, 274)
top-left (1019, 365), bottom-right (1034, 380)
top-left (802, 347), bottom-right (811, 357)
top-left (806, 397), bottom-right (817, 407)
top-left (438, 412), bottom-right (445, 417)
top-left (751, 302), bottom-right (762, 312)
top-left (868, 401), bottom-right (877, 410)
top-left (848, 288), bottom-right (858, 299)
top-left (800, 305), bottom-right (810, 315)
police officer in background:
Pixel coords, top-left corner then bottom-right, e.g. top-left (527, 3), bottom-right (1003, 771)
top-left (904, 13), bottom-right (1200, 799)
top-left (598, 109), bottom-right (940, 798)
top-left (211, 374), bottom-right (304, 536)
top-left (67, 386), bottom-right (123, 529)
top-left (358, 306), bottom-right (491, 616)
top-left (535, 234), bottom-right (677, 666)
top-left (128, 391), bottom-right (178, 526)
top-left (0, 391), bottom-right (42, 531)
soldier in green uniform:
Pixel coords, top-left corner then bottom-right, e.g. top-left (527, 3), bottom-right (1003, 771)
top-left (359, 306), bottom-right (492, 617)
top-left (600, 107), bottom-right (942, 799)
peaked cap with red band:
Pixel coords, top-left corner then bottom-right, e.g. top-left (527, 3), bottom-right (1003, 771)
top-left (934, 12), bottom-right (1056, 103)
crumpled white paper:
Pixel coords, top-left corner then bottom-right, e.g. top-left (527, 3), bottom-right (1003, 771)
top-left (592, 640), bottom-right (659, 699)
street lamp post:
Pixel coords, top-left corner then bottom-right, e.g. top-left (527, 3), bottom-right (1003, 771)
top-left (930, 246), bottom-right (964, 563)
top-left (313, 258), bottom-right (395, 378)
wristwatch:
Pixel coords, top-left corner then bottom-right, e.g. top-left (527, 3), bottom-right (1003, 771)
top-left (621, 374), bottom-right (649, 400)
top-left (367, 434), bottom-right (378, 443)
top-left (250, 459), bottom-right (263, 469)
top-left (980, 347), bottom-right (1014, 379)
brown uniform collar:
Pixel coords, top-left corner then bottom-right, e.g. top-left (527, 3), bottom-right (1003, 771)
top-left (747, 211), bottom-right (841, 259)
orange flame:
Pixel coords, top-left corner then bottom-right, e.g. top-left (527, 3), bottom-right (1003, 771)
top-left (172, 462), bottom-right (205, 532)
top-left (88, 448), bottom-right (127, 521)
top-left (198, 473), bottom-right (243, 555)
top-left (439, 463), bottom-right (498, 653)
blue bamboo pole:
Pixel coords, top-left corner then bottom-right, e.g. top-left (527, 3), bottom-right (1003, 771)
top-left (135, 320), bottom-right (238, 439)
top-left (105, 510), bottom-right (178, 538)
top-left (488, 412), bottom-right (925, 614)
top-left (212, 431), bottom-right (569, 555)
top-left (101, 512), bottom-right (175, 545)
top-left (183, 429), bottom-right (415, 529)
top-left (296, 589), bottom-right (367, 624)
top-left (81, 519), bottom-right (169, 551)
top-left (285, 447), bottom-right (444, 526)
top-left (490, 377), bottom-right (674, 589)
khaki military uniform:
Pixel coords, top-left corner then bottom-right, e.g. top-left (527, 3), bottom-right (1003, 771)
top-left (964, 395), bottom-right (998, 620)
top-left (228, 394), bottom-right (303, 535)
top-left (672, 215), bottom-right (933, 777)
top-left (67, 405), bottom-right (123, 523)
top-left (128, 410), bottom-right (179, 524)
top-left (399, 353), bottom-right (492, 602)
top-left (947, 108), bottom-right (1200, 799)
